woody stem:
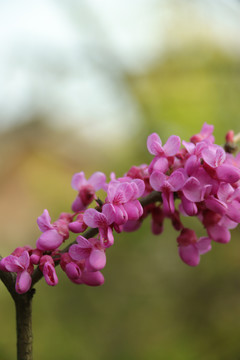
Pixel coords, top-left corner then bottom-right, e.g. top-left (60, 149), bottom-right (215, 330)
top-left (14, 290), bottom-right (35, 360)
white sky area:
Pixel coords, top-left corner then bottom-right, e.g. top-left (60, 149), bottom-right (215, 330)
top-left (0, 0), bottom-right (240, 140)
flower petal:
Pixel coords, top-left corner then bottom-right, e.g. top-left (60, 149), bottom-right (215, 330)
top-left (82, 271), bottom-right (105, 286)
top-left (162, 191), bottom-right (175, 215)
top-left (65, 263), bottom-right (82, 280)
top-left (36, 229), bottom-right (63, 251)
top-left (184, 155), bottom-right (199, 176)
top-left (182, 177), bottom-right (202, 202)
top-left (123, 201), bottom-right (142, 221)
top-left (180, 196), bottom-right (198, 216)
top-left (147, 133), bottom-right (163, 155)
top-left (3, 255), bottom-right (23, 272)
top-left (68, 221), bottom-right (87, 233)
top-left (216, 164), bottom-right (240, 184)
top-left (123, 219), bottom-right (142, 232)
top-left (226, 201), bottom-right (240, 223)
top-left (163, 135), bottom-right (181, 157)
top-left (148, 157), bottom-right (169, 175)
top-left (116, 183), bottom-right (134, 203)
top-left (88, 172), bottom-right (106, 190)
top-left (201, 123), bottom-right (214, 137)
top-left (168, 170), bottom-right (185, 191)
top-left (178, 244), bottom-right (200, 267)
top-left (202, 145), bottom-right (225, 168)
top-left (83, 208), bottom-right (100, 228)
top-left (69, 244), bottom-right (90, 261)
top-left (15, 270), bottom-right (32, 294)
top-left (18, 251), bottom-right (30, 269)
top-left (196, 237), bottom-right (212, 255)
top-left (205, 196), bottom-right (227, 215)
top-left (43, 263), bottom-right (58, 286)
top-left (150, 171), bottom-right (166, 191)
top-left (71, 172), bottom-right (86, 190)
top-left (37, 209), bottom-right (53, 232)
top-left (182, 140), bottom-right (195, 154)
top-left (132, 179), bottom-right (145, 198)
top-left (89, 249), bottom-right (106, 271)
top-left (113, 205), bottom-right (128, 225)
top-left (71, 196), bottom-right (85, 212)
top-left (207, 224), bottom-right (231, 243)
top-left (102, 204), bottom-right (116, 225)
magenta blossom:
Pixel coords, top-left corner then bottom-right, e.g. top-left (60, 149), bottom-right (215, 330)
top-left (71, 171), bottom-right (106, 212)
top-left (60, 252), bottom-right (104, 286)
top-left (150, 170), bottom-right (186, 215)
top-left (68, 212), bottom-right (88, 233)
top-left (69, 236), bottom-right (106, 272)
top-left (177, 228), bottom-right (211, 266)
top-left (1, 250), bottom-right (32, 294)
top-left (147, 133), bottom-right (181, 174)
top-left (147, 133), bottom-right (181, 158)
top-left (30, 249), bottom-right (43, 265)
top-left (83, 204), bottom-right (115, 248)
top-left (106, 179), bottom-right (144, 226)
top-left (190, 122), bottom-right (215, 144)
top-left (39, 255), bottom-right (58, 286)
top-left (36, 209), bottom-right (70, 251)
top-left (60, 253), bottom-right (82, 282)
top-left (126, 165), bottom-right (152, 195)
top-left (204, 183), bottom-right (240, 223)
top-left (201, 144), bottom-right (240, 183)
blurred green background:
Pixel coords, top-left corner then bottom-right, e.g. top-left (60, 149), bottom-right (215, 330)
top-left (1, 1), bottom-right (240, 359)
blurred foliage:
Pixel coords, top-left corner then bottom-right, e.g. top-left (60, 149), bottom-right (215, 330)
top-left (1, 43), bottom-right (240, 360)
top-left (128, 44), bottom-right (240, 157)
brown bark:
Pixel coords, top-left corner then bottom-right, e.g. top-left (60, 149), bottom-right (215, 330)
top-left (14, 290), bottom-right (35, 360)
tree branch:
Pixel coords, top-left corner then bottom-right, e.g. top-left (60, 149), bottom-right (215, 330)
top-left (2, 190), bottom-right (163, 289)
top-left (0, 255), bottom-right (17, 300)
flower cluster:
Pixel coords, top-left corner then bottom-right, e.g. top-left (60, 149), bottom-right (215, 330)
top-left (1, 123), bottom-right (240, 294)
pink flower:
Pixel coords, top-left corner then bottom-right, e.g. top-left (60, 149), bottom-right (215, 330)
top-left (39, 255), bottom-right (58, 286)
top-left (205, 183), bottom-right (240, 223)
top-left (60, 253), bottom-right (82, 282)
top-left (1, 250), bottom-right (32, 294)
top-left (68, 213), bottom-right (88, 233)
top-left (60, 252), bottom-right (104, 286)
top-left (150, 205), bottom-right (165, 235)
top-left (83, 204), bottom-right (115, 248)
top-left (182, 141), bottom-right (207, 158)
top-left (190, 123), bottom-right (214, 144)
top-left (107, 179), bottom-right (144, 225)
top-left (201, 208), bottom-right (237, 244)
top-left (36, 209), bottom-right (69, 251)
top-left (1, 250), bottom-right (30, 273)
top-left (150, 170), bottom-right (186, 215)
top-left (71, 171), bottom-right (106, 212)
top-left (15, 270), bottom-right (32, 294)
top-left (126, 165), bottom-right (152, 195)
top-left (147, 133), bottom-right (181, 158)
top-left (69, 236), bottom-right (106, 272)
top-left (30, 249), bottom-right (42, 265)
top-left (177, 228), bottom-right (211, 266)
top-left (202, 144), bottom-right (226, 168)
top-left (182, 176), bottom-right (212, 204)
top-left (81, 271), bottom-right (104, 286)
top-left (201, 145), bottom-right (240, 183)
top-left (147, 133), bottom-right (181, 175)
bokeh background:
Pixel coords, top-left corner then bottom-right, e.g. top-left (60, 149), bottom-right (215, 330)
top-left (1, 1), bottom-right (240, 359)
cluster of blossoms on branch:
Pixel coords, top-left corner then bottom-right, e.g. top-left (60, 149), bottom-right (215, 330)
top-left (1, 123), bottom-right (240, 294)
